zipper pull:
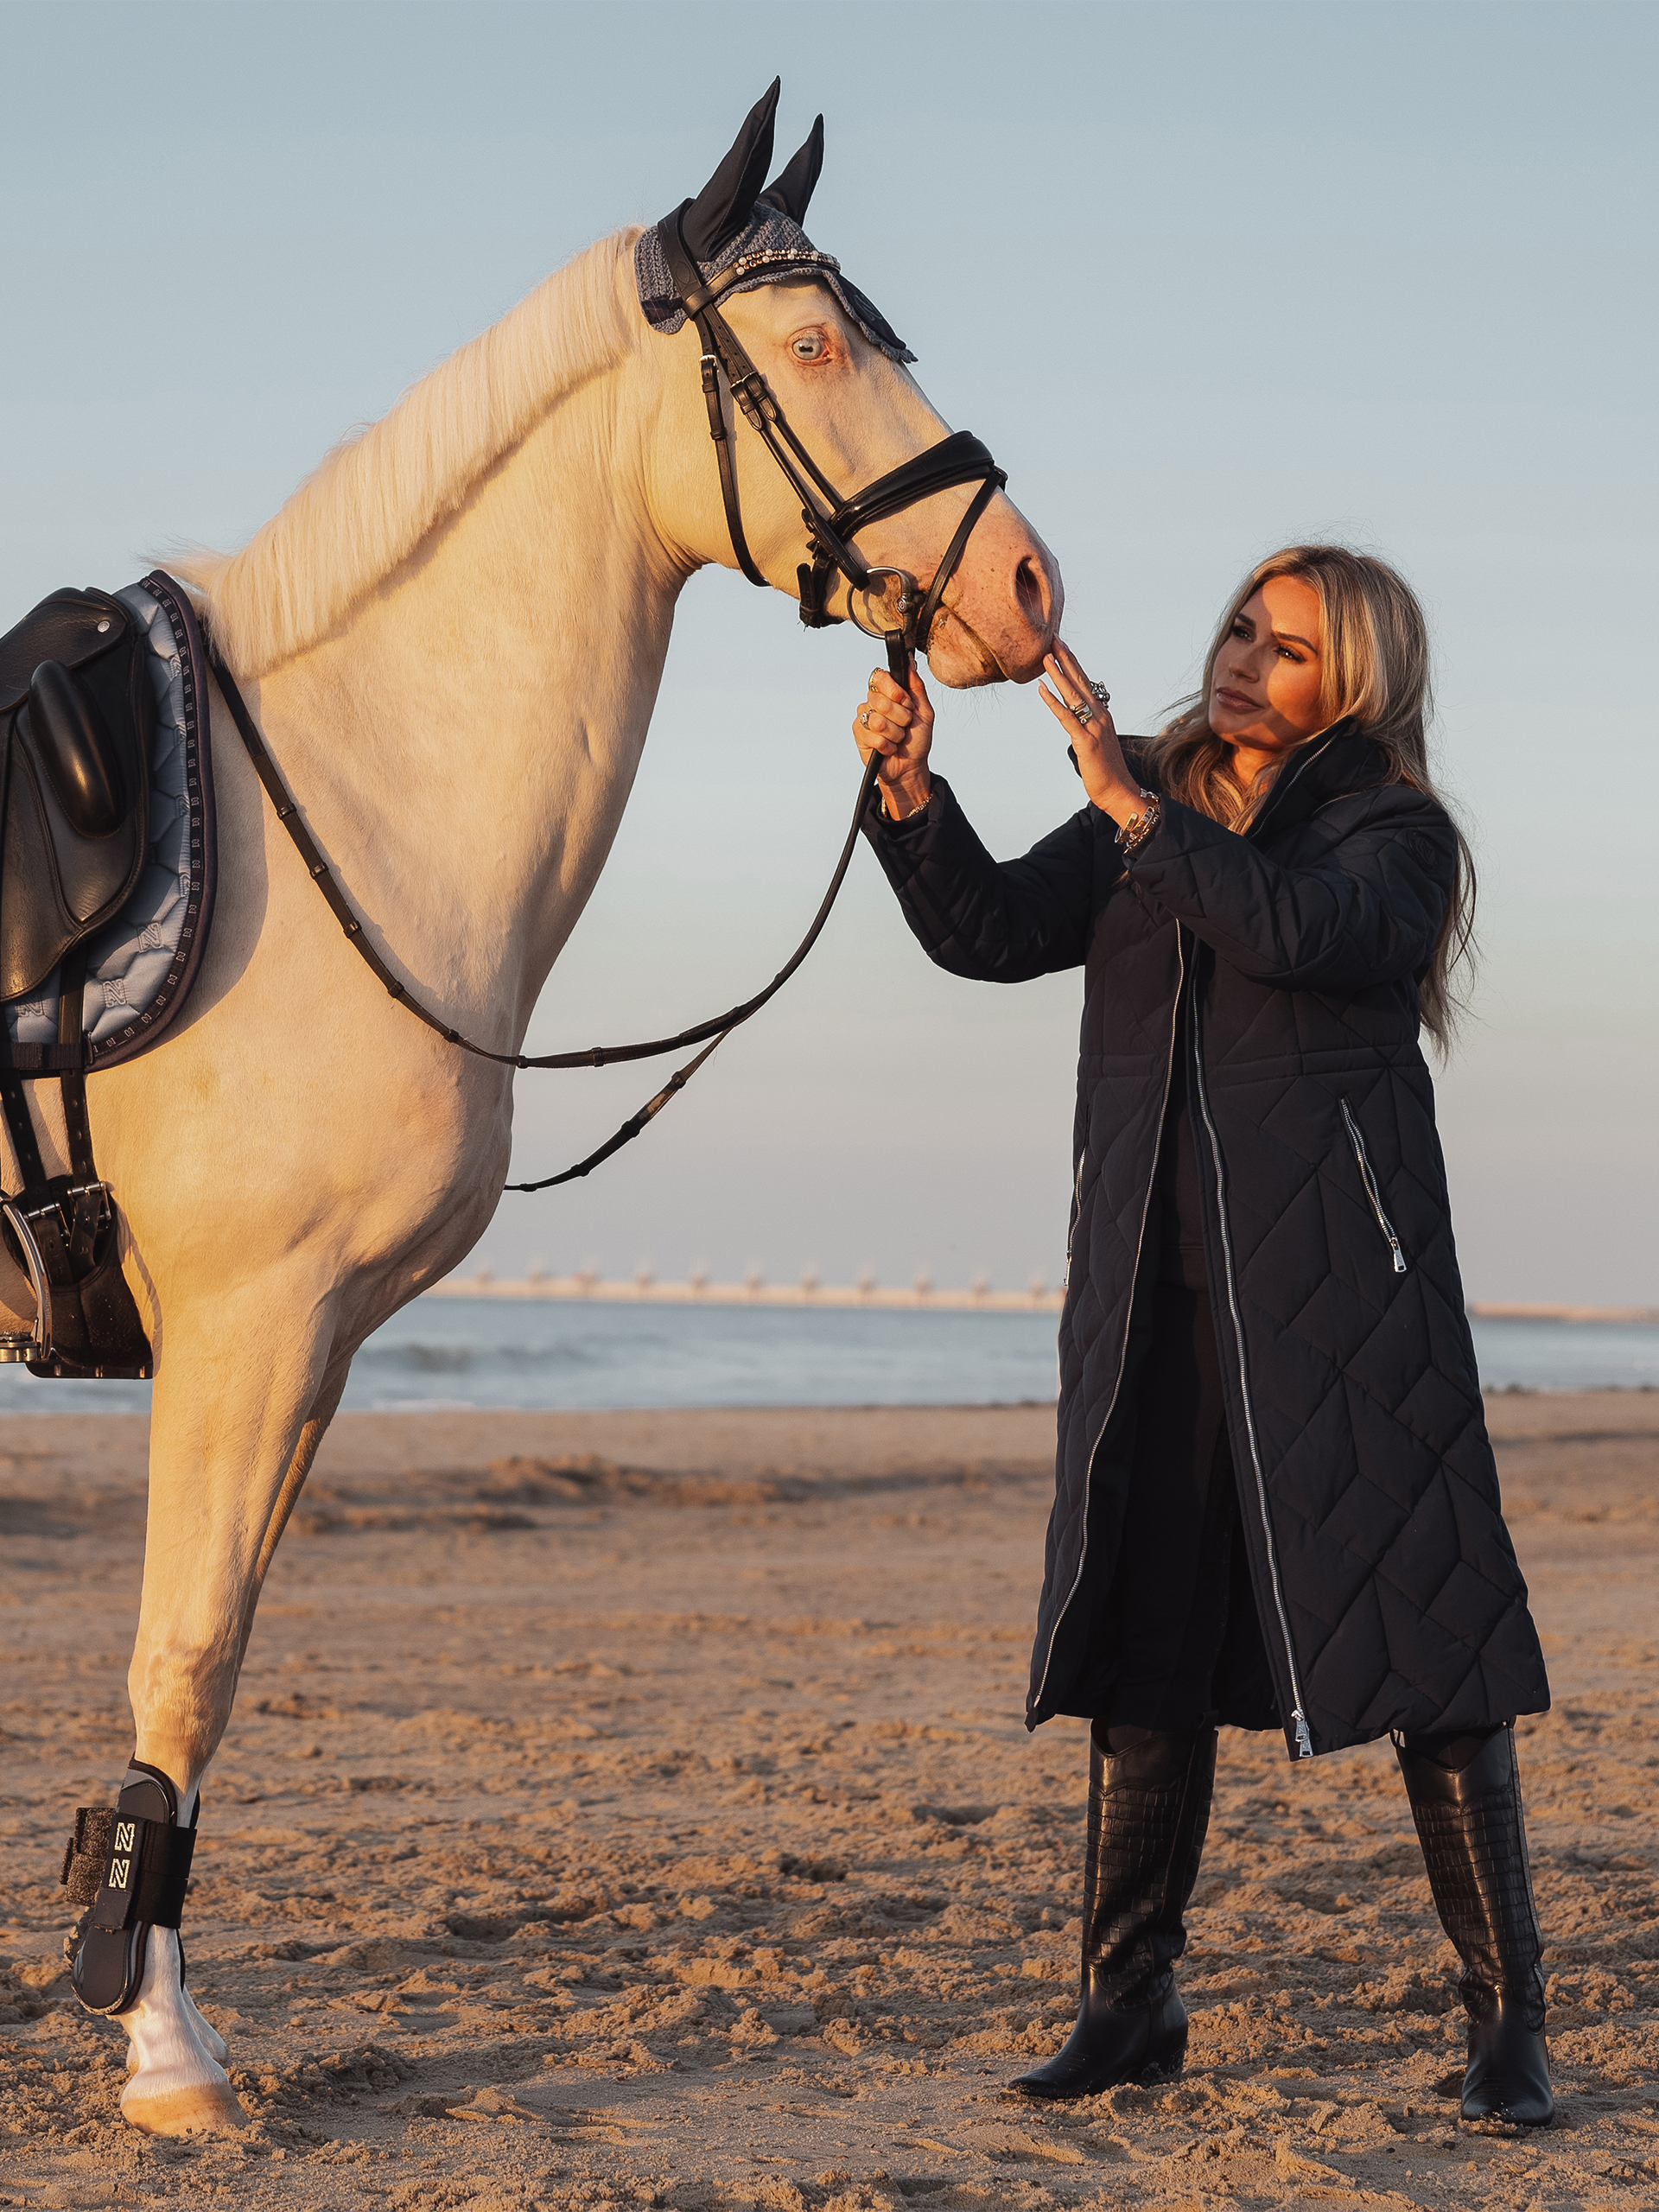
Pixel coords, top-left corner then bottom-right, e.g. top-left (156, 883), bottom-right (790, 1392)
top-left (1293, 1710), bottom-right (1313, 1759)
top-left (1386, 1237), bottom-right (1407, 1277)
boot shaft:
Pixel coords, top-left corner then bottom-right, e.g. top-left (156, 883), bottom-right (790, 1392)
top-left (1081, 1728), bottom-right (1217, 2002)
top-left (1395, 1723), bottom-right (1544, 2025)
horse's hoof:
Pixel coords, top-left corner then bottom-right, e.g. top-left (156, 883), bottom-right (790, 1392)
top-left (121, 2071), bottom-right (247, 2135)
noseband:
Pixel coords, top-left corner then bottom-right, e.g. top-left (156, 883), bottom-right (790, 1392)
top-left (656, 208), bottom-right (1007, 682)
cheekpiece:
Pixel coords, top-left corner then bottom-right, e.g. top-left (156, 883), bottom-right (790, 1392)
top-left (636, 208), bottom-right (915, 365)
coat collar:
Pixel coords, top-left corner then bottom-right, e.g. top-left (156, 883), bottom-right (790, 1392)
top-left (1240, 719), bottom-right (1389, 842)
top-left (1116, 720), bottom-right (1388, 837)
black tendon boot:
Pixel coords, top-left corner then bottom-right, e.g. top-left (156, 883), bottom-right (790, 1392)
top-left (1395, 1725), bottom-right (1554, 2127)
top-left (60, 1761), bottom-right (198, 2015)
top-left (1013, 1727), bottom-right (1217, 2100)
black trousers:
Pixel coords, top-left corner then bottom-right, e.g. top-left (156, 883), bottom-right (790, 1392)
top-left (1095, 1284), bottom-right (1278, 1736)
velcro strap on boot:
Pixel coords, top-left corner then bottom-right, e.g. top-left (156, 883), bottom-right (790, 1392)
top-left (60, 1807), bottom-right (115, 1904)
top-left (61, 1808), bottom-right (195, 1930)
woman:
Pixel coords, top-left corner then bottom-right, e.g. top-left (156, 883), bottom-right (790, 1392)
top-left (853, 545), bottom-right (1552, 2125)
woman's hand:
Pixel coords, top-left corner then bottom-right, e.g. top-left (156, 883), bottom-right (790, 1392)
top-left (1038, 641), bottom-right (1147, 829)
top-left (853, 660), bottom-right (935, 820)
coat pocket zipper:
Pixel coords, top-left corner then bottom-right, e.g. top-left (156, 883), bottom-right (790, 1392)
top-left (1339, 1097), bottom-right (1407, 1276)
top-left (1063, 1149), bottom-right (1085, 1289)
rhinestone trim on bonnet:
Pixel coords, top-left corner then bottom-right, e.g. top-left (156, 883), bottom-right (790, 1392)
top-left (635, 208), bottom-right (915, 364)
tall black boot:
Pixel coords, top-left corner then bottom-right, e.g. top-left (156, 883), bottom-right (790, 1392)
top-left (1012, 1726), bottom-right (1217, 2100)
top-left (1395, 1724), bottom-right (1553, 2127)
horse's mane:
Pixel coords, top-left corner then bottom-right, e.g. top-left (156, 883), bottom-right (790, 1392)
top-left (170, 229), bottom-right (641, 677)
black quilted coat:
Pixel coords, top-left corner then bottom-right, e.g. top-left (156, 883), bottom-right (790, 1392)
top-left (865, 721), bottom-right (1548, 1762)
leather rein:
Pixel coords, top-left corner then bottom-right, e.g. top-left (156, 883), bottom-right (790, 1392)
top-left (207, 209), bottom-right (1008, 1193)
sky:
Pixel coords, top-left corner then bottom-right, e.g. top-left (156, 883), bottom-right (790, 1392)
top-left (3, 0), bottom-right (1654, 1302)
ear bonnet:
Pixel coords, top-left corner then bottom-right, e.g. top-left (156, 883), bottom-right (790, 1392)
top-left (635, 82), bottom-right (915, 363)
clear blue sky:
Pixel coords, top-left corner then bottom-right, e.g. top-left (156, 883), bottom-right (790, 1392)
top-left (3, 1), bottom-right (1653, 1300)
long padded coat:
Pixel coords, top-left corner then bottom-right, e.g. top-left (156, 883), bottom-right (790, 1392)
top-left (864, 721), bottom-right (1549, 1762)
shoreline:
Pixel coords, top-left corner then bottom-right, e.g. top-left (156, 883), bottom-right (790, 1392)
top-left (0, 1377), bottom-right (1654, 1427)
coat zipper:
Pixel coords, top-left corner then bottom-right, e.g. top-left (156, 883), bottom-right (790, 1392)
top-left (1063, 1148), bottom-right (1085, 1290)
top-left (1190, 1001), bottom-right (1315, 1760)
top-left (1032, 935), bottom-right (1187, 1714)
top-left (1339, 1098), bottom-right (1408, 1275)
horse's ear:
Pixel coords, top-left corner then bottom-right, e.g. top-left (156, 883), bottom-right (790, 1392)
top-left (681, 79), bottom-right (780, 264)
top-left (760, 114), bottom-right (823, 226)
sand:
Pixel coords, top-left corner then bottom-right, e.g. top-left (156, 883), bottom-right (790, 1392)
top-left (2, 1390), bottom-right (1656, 2209)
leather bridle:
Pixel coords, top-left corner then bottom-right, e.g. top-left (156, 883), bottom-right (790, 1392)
top-left (655, 206), bottom-right (1007, 683)
top-left (202, 221), bottom-right (1019, 1193)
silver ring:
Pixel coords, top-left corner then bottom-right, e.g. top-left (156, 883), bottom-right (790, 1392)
top-left (1091, 681), bottom-right (1111, 707)
top-left (1071, 699), bottom-right (1095, 726)
top-left (860, 709), bottom-right (871, 728)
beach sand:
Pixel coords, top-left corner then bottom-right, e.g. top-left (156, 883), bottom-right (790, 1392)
top-left (2, 1391), bottom-right (1656, 2208)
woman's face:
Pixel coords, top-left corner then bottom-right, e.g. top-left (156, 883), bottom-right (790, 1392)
top-left (1208, 575), bottom-right (1327, 756)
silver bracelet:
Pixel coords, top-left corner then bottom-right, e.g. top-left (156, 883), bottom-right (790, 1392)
top-left (1115, 791), bottom-right (1160, 857)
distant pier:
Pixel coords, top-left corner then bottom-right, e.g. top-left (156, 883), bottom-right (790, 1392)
top-left (1465, 1302), bottom-right (1659, 1326)
top-left (423, 1282), bottom-right (1655, 1324)
top-left (428, 1270), bottom-right (1065, 1313)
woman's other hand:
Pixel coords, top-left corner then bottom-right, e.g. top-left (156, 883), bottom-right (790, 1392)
top-left (1039, 641), bottom-right (1146, 829)
top-left (854, 660), bottom-right (935, 821)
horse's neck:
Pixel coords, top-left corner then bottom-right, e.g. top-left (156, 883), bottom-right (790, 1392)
top-left (250, 376), bottom-right (680, 1049)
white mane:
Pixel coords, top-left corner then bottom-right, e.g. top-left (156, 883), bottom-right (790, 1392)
top-left (171, 229), bottom-right (641, 677)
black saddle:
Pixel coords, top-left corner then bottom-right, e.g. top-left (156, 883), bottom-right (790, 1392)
top-left (0, 586), bottom-right (154, 1380)
top-left (0, 588), bottom-right (152, 1003)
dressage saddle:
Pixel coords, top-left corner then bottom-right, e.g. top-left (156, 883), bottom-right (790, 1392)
top-left (0, 586), bottom-right (154, 1378)
top-left (0, 587), bottom-right (152, 1000)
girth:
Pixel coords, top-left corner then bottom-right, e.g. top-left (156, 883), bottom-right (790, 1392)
top-left (0, 934), bottom-right (152, 1378)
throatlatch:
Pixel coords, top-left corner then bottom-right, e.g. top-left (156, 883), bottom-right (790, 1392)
top-left (61, 1761), bottom-right (198, 2015)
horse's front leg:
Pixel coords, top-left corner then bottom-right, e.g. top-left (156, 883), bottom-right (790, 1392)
top-left (65, 1298), bottom-right (346, 2136)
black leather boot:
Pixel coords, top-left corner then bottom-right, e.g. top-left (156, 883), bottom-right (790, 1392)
top-left (1012, 1726), bottom-right (1217, 2100)
top-left (1395, 1724), bottom-right (1553, 2126)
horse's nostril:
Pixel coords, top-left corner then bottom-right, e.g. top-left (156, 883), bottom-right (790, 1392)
top-left (1014, 552), bottom-right (1052, 632)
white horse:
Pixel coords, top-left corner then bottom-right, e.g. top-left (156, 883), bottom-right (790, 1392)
top-left (5, 98), bottom-right (1059, 2133)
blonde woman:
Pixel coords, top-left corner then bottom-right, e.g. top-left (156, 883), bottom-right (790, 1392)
top-left (854, 546), bottom-right (1552, 2124)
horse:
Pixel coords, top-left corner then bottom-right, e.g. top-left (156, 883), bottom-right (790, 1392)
top-left (6, 86), bottom-right (1061, 2133)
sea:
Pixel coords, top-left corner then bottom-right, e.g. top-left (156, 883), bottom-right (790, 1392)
top-left (0, 1300), bottom-right (1655, 1415)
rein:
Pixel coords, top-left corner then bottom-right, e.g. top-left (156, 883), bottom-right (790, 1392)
top-left (203, 214), bottom-right (1008, 1193)
top-left (210, 645), bottom-right (877, 1190)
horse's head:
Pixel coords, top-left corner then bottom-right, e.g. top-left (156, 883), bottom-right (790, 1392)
top-left (639, 83), bottom-right (1062, 688)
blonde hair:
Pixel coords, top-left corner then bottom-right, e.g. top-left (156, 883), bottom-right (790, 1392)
top-left (168, 231), bottom-right (640, 678)
top-left (1142, 543), bottom-right (1475, 1051)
